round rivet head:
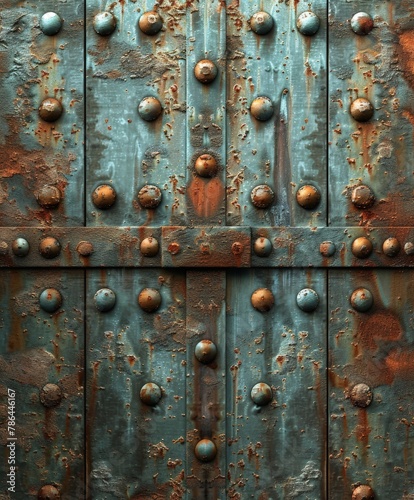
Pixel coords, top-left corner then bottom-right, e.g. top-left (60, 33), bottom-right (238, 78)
top-left (38, 485), bottom-right (61, 500)
top-left (39, 237), bottom-right (61, 259)
top-left (140, 382), bottom-right (162, 406)
top-left (0, 241), bottom-right (8, 255)
top-left (93, 12), bottom-right (117, 36)
top-left (320, 241), bottom-right (336, 257)
top-left (140, 237), bottom-right (159, 257)
top-left (195, 439), bottom-right (217, 462)
top-left (194, 60), bottom-right (218, 84)
top-left (404, 242), bottom-right (414, 255)
top-left (251, 382), bottom-right (272, 406)
top-left (139, 11), bottom-right (163, 35)
top-left (351, 185), bottom-right (375, 209)
top-left (350, 288), bottom-right (373, 312)
top-left (350, 383), bottom-right (372, 408)
top-left (352, 484), bottom-right (375, 500)
top-left (250, 96), bottom-right (274, 121)
top-left (382, 237), bottom-right (401, 257)
top-left (39, 288), bottom-right (62, 313)
top-left (138, 97), bottom-right (163, 121)
top-left (138, 288), bottom-right (161, 312)
top-left (254, 237), bottom-right (272, 257)
top-left (296, 288), bottom-right (319, 312)
top-left (39, 98), bottom-right (63, 122)
top-left (12, 238), bottom-right (30, 257)
top-left (351, 12), bottom-right (374, 36)
top-left (195, 340), bottom-right (218, 364)
top-left (138, 185), bottom-right (162, 209)
top-left (296, 185), bottom-right (321, 210)
top-left (351, 237), bottom-right (373, 259)
top-left (35, 185), bottom-right (61, 209)
top-left (297, 11), bottom-right (320, 36)
top-left (94, 288), bottom-right (116, 312)
top-left (350, 98), bottom-right (374, 122)
top-left (40, 383), bottom-right (62, 408)
top-left (250, 11), bottom-right (274, 35)
top-left (76, 241), bottom-right (94, 257)
top-left (40, 12), bottom-right (63, 36)
top-left (194, 154), bottom-right (218, 178)
top-left (251, 288), bottom-right (274, 312)
top-left (92, 184), bottom-right (116, 210)
top-left (251, 185), bottom-right (275, 209)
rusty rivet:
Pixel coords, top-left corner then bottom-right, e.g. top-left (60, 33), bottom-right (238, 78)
top-left (320, 241), bottom-right (336, 257)
top-left (351, 237), bottom-right (373, 259)
top-left (92, 184), bottom-right (117, 210)
top-left (138, 11), bottom-right (163, 35)
top-left (93, 12), bottom-right (117, 36)
top-left (350, 383), bottom-right (372, 408)
top-left (296, 185), bottom-right (321, 210)
top-left (35, 185), bottom-right (61, 209)
top-left (382, 237), bottom-right (401, 257)
top-left (195, 339), bottom-right (218, 364)
top-left (39, 237), bottom-right (61, 259)
top-left (76, 241), bottom-right (94, 257)
top-left (296, 11), bottom-right (320, 36)
top-left (352, 484), bottom-right (375, 500)
top-left (232, 242), bottom-right (244, 255)
top-left (404, 242), bottom-right (414, 255)
top-left (194, 154), bottom-right (218, 178)
top-left (39, 98), bottom-right (63, 122)
top-left (351, 185), bottom-right (375, 209)
top-left (168, 242), bottom-right (181, 256)
top-left (39, 288), bottom-right (63, 313)
top-left (140, 237), bottom-right (159, 257)
top-left (194, 60), bottom-right (218, 84)
top-left (350, 98), bottom-right (374, 122)
top-left (138, 288), bottom-right (161, 312)
top-left (40, 383), bottom-right (62, 408)
top-left (37, 485), bottom-right (61, 500)
top-left (138, 96), bottom-right (163, 121)
top-left (251, 288), bottom-right (274, 312)
top-left (0, 241), bottom-right (8, 255)
top-left (351, 12), bottom-right (374, 36)
top-left (94, 288), bottom-right (116, 312)
top-left (138, 185), bottom-right (162, 209)
top-left (12, 237), bottom-right (30, 257)
top-left (350, 288), bottom-right (373, 312)
top-left (251, 382), bottom-right (272, 406)
top-left (194, 439), bottom-right (217, 462)
top-left (140, 382), bottom-right (162, 406)
top-left (251, 185), bottom-right (275, 209)
top-left (200, 243), bottom-right (211, 255)
top-left (40, 12), bottom-right (63, 36)
top-left (250, 96), bottom-right (274, 121)
top-left (296, 288), bottom-right (319, 312)
top-left (254, 237), bottom-right (272, 257)
top-left (250, 11), bottom-right (274, 35)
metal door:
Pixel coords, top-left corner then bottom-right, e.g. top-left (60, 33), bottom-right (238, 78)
top-left (1, 1), bottom-right (413, 499)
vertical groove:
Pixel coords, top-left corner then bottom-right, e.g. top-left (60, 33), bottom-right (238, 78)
top-left (326, 2), bottom-right (330, 498)
top-left (83, 1), bottom-right (87, 498)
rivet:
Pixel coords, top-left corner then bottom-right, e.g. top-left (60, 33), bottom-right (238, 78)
top-left (35, 185), bottom-right (61, 209)
top-left (250, 96), bottom-right (274, 121)
top-left (194, 60), bottom-right (218, 84)
top-left (251, 382), bottom-right (272, 406)
top-left (351, 12), bottom-right (374, 36)
top-left (94, 288), bottom-right (116, 312)
top-left (168, 242), bottom-right (181, 255)
top-left (250, 11), bottom-right (274, 35)
top-left (350, 98), bottom-right (374, 122)
top-left (138, 11), bottom-right (163, 35)
top-left (92, 184), bottom-right (116, 210)
top-left (140, 382), bottom-right (162, 406)
top-left (296, 11), bottom-right (320, 36)
top-left (40, 12), bottom-right (63, 36)
top-left (350, 383), bottom-right (372, 408)
top-left (39, 237), bottom-right (61, 259)
top-left (12, 238), bottom-right (30, 257)
top-left (352, 484), bottom-right (375, 500)
top-left (0, 241), bottom-right (8, 255)
top-left (39, 289), bottom-right (62, 313)
top-left (194, 439), bottom-right (217, 462)
top-left (76, 241), bottom-right (94, 257)
top-left (138, 96), bottom-right (163, 121)
top-left (137, 185), bottom-right (162, 209)
top-left (351, 185), bottom-right (375, 209)
top-left (37, 485), bottom-right (61, 500)
top-left (350, 288), bottom-right (373, 312)
top-left (251, 185), bottom-right (275, 208)
top-left (200, 243), bottom-right (210, 255)
top-left (231, 242), bottom-right (244, 255)
top-left (140, 237), bottom-right (159, 257)
top-left (404, 242), bottom-right (414, 255)
top-left (320, 241), bottom-right (336, 257)
top-left (296, 185), bottom-right (321, 210)
top-left (296, 288), bottom-right (319, 312)
top-left (195, 339), bottom-right (218, 364)
top-left (194, 154), bottom-right (218, 178)
top-left (93, 12), bottom-right (117, 36)
top-left (382, 237), bottom-right (400, 257)
top-left (39, 98), bottom-right (63, 122)
top-left (251, 288), bottom-right (274, 312)
top-left (40, 383), bottom-right (62, 408)
top-left (351, 237), bottom-right (373, 259)
top-left (138, 288), bottom-right (161, 312)
top-left (254, 237), bottom-right (272, 257)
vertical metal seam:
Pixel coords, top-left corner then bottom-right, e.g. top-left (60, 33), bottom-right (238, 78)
top-left (83, 1), bottom-right (87, 498)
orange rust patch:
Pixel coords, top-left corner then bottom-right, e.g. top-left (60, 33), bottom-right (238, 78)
top-left (357, 311), bottom-right (402, 350)
top-left (187, 177), bottom-right (224, 218)
top-left (398, 31), bottom-right (414, 90)
top-left (385, 349), bottom-right (414, 379)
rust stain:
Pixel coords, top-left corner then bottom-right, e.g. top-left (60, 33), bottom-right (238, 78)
top-left (187, 177), bottom-right (224, 218)
top-left (357, 310), bottom-right (402, 351)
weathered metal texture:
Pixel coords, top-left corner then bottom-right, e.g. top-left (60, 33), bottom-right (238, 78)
top-left (329, 1), bottom-right (414, 227)
top-left (0, 270), bottom-right (84, 497)
top-left (0, 1), bottom-right (85, 227)
top-left (226, 269), bottom-right (327, 498)
top-left (328, 270), bottom-right (414, 498)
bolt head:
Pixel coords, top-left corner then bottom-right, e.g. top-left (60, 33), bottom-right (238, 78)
top-left (194, 439), bottom-right (217, 462)
top-left (93, 12), bottom-right (117, 35)
top-left (297, 11), bottom-right (320, 36)
top-left (254, 237), bottom-right (272, 257)
top-left (39, 98), bottom-right (63, 122)
top-left (296, 288), bottom-right (319, 312)
top-left (94, 288), bottom-right (116, 312)
top-left (195, 339), bottom-right (218, 364)
top-left (382, 237), bottom-right (401, 257)
top-left (137, 185), bottom-right (162, 209)
top-left (138, 288), bottom-right (161, 312)
top-left (231, 242), bottom-right (244, 255)
top-left (40, 12), bottom-right (63, 36)
top-left (296, 185), bottom-right (321, 210)
top-left (39, 288), bottom-right (63, 313)
top-left (140, 382), bottom-right (162, 406)
top-left (351, 12), bottom-right (374, 36)
top-left (251, 382), bottom-right (273, 405)
top-left (251, 288), bottom-right (274, 312)
top-left (140, 237), bottom-right (159, 257)
top-left (250, 11), bottom-right (274, 35)
top-left (351, 185), bottom-right (375, 209)
top-left (194, 60), bottom-right (218, 84)
top-left (351, 237), bottom-right (373, 259)
top-left (38, 484), bottom-right (61, 500)
top-left (138, 96), bottom-right (163, 121)
top-left (40, 383), bottom-right (62, 408)
top-left (194, 154), bottom-right (218, 178)
top-left (350, 98), bottom-right (374, 122)
top-left (139, 11), bottom-right (163, 35)
top-left (350, 383), bottom-right (372, 408)
top-left (39, 237), bottom-right (61, 259)
top-left (92, 184), bottom-right (117, 210)
top-left (350, 288), bottom-right (373, 312)
top-left (35, 185), bottom-right (61, 209)
top-left (250, 96), bottom-right (274, 121)
top-left (12, 238), bottom-right (30, 257)
top-left (352, 484), bottom-right (375, 500)
top-left (251, 185), bottom-right (275, 208)
top-left (168, 242), bottom-right (181, 256)
top-left (319, 241), bottom-right (336, 257)
top-left (76, 241), bottom-right (94, 257)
